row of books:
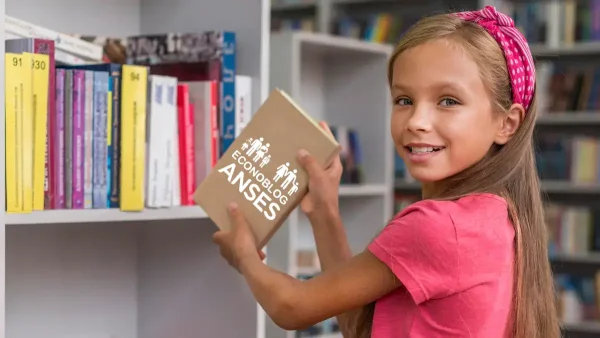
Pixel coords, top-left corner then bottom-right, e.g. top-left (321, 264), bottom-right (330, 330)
top-left (555, 273), bottom-right (600, 325)
top-left (539, 63), bottom-right (600, 113)
top-left (271, 17), bottom-right (316, 33)
top-left (509, 0), bottom-right (600, 46)
top-left (536, 135), bottom-right (600, 184)
top-left (4, 27), bottom-right (246, 213)
top-left (331, 126), bottom-right (364, 185)
top-left (334, 13), bottom-right (411, 45)
top-left (546, 204), bottom-right (600, 257)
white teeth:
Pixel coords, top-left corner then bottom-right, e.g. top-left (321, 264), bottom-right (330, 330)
top-left (410, 147), bottom-right (441, 153)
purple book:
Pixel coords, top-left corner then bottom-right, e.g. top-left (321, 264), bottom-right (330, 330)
top-left (55, 69), bottom-right (66, 209)
top-left (72, 70), bottom-right (86, 209)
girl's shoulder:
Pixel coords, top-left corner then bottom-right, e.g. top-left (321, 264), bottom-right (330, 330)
top-left (369, 193), bottom-right (512, 305)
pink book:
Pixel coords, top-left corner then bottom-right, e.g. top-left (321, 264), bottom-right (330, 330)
top-left (177, 85), bottom-right (196, 205)
top-left (71, 70), bottom-right (86, 209)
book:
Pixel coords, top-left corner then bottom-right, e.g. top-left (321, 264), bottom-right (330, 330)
top-left (193, 88), bottom-right (341, 249)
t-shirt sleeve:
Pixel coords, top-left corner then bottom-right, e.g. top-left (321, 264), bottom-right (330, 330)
top-left (367, 200), bottom-right (458, 305)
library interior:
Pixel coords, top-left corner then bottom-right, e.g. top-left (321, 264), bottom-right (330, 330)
top-left (1, 0), bottom-right (598, 337)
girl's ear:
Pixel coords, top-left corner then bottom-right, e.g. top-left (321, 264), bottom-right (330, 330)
top-left (495, 103), bottom-right (525, 145)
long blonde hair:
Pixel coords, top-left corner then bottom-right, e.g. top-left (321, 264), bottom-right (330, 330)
top-left (350, 13), bottom-right (560, 338)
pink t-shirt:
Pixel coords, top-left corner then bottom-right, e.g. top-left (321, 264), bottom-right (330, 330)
top-left (367, 193), bottom-right (515, 338)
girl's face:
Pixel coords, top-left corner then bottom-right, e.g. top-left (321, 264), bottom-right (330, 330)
top-left (390, 38), bottom-right (504, 185)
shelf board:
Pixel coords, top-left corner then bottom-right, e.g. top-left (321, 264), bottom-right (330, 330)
top-left (6, 206), bottom-right (208, 225)
top-left (312, 334), bottom-right (343, 338)
top-left (536, 112), bottom-right (600, 135)
top-left (551, 253), bottom-right (600, 275)
top-left (296, 266), bottom-right (320, 275)
top-left (531, 41), bottom-right (600, 57)
top-left (6, 184), bottom-right (388, 225)
top-left (271, 0), bottom-right (316, 12)
top-left (562, 321), bottom-right (600, 338)
top-left (339, 183), bottom-right (390, 196)
top-left (292, 31), bottom-right (393, 56)
top-left (538, 112), bottom-right (600, 125)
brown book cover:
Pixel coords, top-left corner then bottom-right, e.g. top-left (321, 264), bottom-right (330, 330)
top-left (194, 88), bottom-right (341, 248)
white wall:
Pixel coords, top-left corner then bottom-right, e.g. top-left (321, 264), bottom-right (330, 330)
top-left (6, 0), bottom-right (141, 36)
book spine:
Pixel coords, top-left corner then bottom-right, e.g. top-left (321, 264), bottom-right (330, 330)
top-left (145, 76), bottom-right (160, 208)
top-left (5, 53), bottom-right (24, 213)
top-left (209, 80), bottom-right (219, 168)
top-left (71, 69), bottom-right (85, 209)
top-left (64, 70), bottom-right (73, 209)
top-left (32, 53), bottom-right (50, 211)
top-left (185, 102), bottom-right (195, 204)
top-left (21, 53), bottom-right (34, 213)
top-left (119, 65), bottom-right (148, 211)
top-left (31, 39), bottom-right (56, 210)
top-left (235, 75), bottom-right (252, 137)
top-left (108, 67), bottom-right (121, 208)
top-left (92, 71), bottom-right (109, 209)
top-left (83, 70), bottom-right (94, 208)
top-left (158, 77), bottom-right (175, 207)
top-left (176, 84), bottom-right (195, 205)
top-left (165, 78), bottom-right (180, 207)
top-left (55, 68), bottom-right (66, 209)
top-left (219, 31), bottom-right (236, 157)
top-left (106, 76), bottom-right (113, 208)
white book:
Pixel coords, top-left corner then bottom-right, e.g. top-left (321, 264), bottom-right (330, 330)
top-left (5, 15), bottom-right (103, 61)
top-left (145, 76), bottom-right (162, 208)
top-left (164, 77), bottom-right (181, 207)
top-left (235, 75), bottom-right (253, 137)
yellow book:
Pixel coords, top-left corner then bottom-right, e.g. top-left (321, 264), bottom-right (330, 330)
top-left (31, 53), bottom-right (50, 211)
top-left (120, 65), bottom-right (148, 211)
top-left (5, 53), bottom-right (25, 213)
top-left (21, 53), bottom-right (34, 213)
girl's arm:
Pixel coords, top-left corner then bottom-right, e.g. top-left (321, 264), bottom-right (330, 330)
top-left (295, 139), bottom-right (368, 335)
top-left (240, 247), bottom-right (400, 330)
top-left (307, 211), bottom-right (357, 336)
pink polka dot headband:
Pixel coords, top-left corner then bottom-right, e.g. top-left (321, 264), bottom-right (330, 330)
top-left (453, 6), bottom-right (535, 112)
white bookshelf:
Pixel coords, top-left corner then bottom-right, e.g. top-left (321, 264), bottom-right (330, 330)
top-left (266, 31), bottom-right (394, 338)
top-left (2, 1), bottom-right (270, 338)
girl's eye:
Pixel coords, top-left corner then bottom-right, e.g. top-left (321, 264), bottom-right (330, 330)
top-left (440, 98), bottom-right (459, 106)
top-left (395, 97), bottom-right (412, 106)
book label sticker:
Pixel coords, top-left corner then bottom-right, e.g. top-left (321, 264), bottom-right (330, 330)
top-left (217, 136), bottom-right (301, 221)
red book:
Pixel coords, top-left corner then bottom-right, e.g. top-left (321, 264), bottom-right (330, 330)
top-left (177, 84), bottom-right (196, 205)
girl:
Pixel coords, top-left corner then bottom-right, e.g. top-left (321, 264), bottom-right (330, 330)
top-left (213, 6), bottom-right (561, 338)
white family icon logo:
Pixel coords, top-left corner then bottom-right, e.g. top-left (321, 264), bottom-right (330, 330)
top-left (217, 136), bottom-right (301, 221)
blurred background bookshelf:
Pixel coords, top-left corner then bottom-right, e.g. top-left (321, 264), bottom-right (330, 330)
top-left (275, 0), bottom-right (600, 337)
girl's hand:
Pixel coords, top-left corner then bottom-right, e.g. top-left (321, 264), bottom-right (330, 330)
top-left (212, 203), bottom-right (266, 273)
top-left (297, 121), bottom-right (344, 220)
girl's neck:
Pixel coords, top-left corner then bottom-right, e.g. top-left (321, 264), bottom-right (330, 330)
top-left (421, 179), bottom-right (450, 199)
top-left (421, 182), bottom-right (438, 199)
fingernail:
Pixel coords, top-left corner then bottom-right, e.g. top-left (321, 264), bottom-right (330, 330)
top-left (229, 202), bottom-right (238, 211)
top-left (298, 149), bottom-right (308, 159)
